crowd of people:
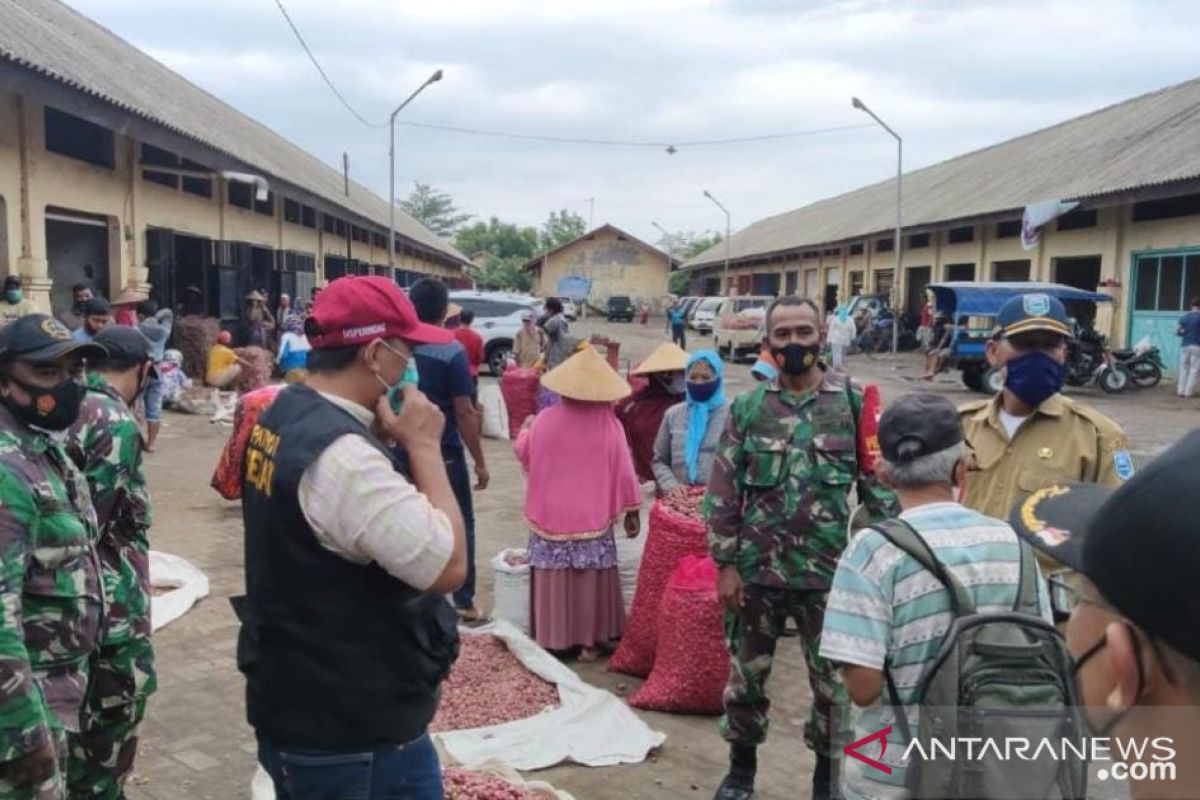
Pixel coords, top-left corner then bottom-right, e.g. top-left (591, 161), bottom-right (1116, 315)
top-left (0, 270), bottom-right (1197, 800)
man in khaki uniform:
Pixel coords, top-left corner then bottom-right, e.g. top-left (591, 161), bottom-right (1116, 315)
top-left (959, 292), bottom-right (1132, 525)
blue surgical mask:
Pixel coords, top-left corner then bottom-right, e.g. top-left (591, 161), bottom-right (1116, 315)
top-left (660, 374), bottom-right (686, 396)
top-left (376, 343), bottom-right (419, 412)
top-left (1004, 350), bottom-right (1064, 408)
top-left (687, 380), bottom-right (718, 403)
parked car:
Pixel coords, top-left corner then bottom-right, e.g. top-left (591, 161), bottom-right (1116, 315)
top-left (449, 291), bottom-right (539, 376)
top-left (712, 296), bottom-right (773, 361)
top-left (690, 297), bottom-right (723, 333)
top-left (606, 295), bottom-right (635, 322)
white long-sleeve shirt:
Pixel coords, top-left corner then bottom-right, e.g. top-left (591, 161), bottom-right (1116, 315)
top-left (296, 392), bottom-right (453, 591)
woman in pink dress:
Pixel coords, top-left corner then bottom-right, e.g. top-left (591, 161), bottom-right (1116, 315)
top-left (515, 346), bottom-right (642, 661)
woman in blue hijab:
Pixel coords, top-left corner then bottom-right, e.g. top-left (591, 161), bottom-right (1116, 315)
top-left (651, 350), bottom-right (731, 496)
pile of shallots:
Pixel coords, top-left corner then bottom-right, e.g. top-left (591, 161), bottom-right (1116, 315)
top-left (442, 768), bottom-right (541, 800)
top-left (430, 635), bottom-right (559, 732)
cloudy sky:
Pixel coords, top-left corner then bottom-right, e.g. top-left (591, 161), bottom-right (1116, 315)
top-left (70, 0), bottom-right (1200, 247)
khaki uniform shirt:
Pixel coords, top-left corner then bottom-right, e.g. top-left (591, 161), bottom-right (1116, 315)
top-left (959, 392), bottom-right (1132, 524)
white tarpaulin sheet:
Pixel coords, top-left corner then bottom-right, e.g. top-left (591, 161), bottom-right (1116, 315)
top-left (436, 619), bottom-right (666, 771)
top-left (149, 551), bottom-right (209, 632)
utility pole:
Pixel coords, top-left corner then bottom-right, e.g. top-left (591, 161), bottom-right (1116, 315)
top-left (703, 190), bottom-right (732, 295)
top-left (389, 70), bottom-right (444, 271)
top-left (853, 96), bottom-right (903, 354)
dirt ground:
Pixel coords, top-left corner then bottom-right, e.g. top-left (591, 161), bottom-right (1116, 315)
top-left (127, 316), bottom-right (1197, 800)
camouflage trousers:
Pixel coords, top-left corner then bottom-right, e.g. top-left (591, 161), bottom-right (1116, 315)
top-left (67, 638), bottom-right (155, 800)
top-left (720, 585), bottom-right (846, 755)
top-left (0, 727), bottom-right (67, 800)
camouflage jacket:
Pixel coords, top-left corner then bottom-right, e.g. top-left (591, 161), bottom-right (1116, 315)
top-left (0, 404), bottom-right (102, 761)
top-left (65, 373), bottom-right (152, 646)
top-left (704, 371), bottom-right (898, 590)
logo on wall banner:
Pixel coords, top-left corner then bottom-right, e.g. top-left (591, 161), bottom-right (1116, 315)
top-left (1021, 199), bottom-right (1081, 251)
top-left (556, 276), bottom-right (592, 301)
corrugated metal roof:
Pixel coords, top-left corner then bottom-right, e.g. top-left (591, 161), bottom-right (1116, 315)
top-left (0, 0), bottom-right (469, 266)
top-left (684, 77), bottom-right (1200, 270)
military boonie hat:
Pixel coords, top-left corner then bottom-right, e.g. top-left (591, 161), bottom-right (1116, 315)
top-left (0, 314), bottom-right (107, 363)
top-left (996, 293), bottom-right (1070, 338)
top-left (1010, 430), bottom-right (1200, 663)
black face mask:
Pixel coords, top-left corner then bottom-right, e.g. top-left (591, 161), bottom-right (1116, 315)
top-left (2, 376), bottom-right (87, 431)
top-left (771, 342), bottom-right (821, 376)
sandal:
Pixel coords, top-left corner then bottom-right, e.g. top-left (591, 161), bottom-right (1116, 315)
top-left (455, 607), bottom-right (489, 625)
top-left (578, 646), bottom-right (601, 663)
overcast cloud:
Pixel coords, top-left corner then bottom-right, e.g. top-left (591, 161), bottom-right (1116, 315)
top-left (68, 0), bottom-right (1200, 246)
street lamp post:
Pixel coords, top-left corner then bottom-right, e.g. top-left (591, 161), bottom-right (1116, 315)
top-left (852, 96), bottom-right (902, 354)
top-left (651, 220), bottom-right (673, 283)
top-left (703, 190), bottom-right (732, 295)
top-left (389, 69), bottom-right (444, 271)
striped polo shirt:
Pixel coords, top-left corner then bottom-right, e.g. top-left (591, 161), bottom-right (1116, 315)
top-left (819, 502), bottom-right (1051, 800)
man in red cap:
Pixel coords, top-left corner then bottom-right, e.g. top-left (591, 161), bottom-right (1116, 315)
top-left (234, 276), bottom-right (467, 800)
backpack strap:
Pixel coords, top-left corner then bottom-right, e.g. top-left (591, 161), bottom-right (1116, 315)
top-left (870, 518), bottom-right (976, 617)
top-left (1012, 538), bottom-right (1040, 615)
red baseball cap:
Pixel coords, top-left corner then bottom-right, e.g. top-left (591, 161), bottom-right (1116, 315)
top-left (306, 276), bottom-right (453, 349)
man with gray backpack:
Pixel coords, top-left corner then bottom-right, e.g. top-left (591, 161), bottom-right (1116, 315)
top-left (821, 393), bottom-right (1085, 800)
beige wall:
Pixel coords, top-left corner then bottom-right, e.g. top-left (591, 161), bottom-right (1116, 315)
top-left (534, 228), bottom-right (671, 308)
top-left (0, 89), bottom-right (464, 310)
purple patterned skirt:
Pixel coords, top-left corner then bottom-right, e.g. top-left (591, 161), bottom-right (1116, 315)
top-left (528, 528), bottom-right (624, 650)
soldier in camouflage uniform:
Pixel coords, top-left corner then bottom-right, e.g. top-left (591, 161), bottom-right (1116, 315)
top-left (705, 297), bottom-right (898, 800)
top-left (0, 314), bottom-right (106, 799)
top-left (63, 327), bottom-right (157, 800)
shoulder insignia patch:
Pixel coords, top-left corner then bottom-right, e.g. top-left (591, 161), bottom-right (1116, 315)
top-left (1114, 450), bottom-right (1135, 481)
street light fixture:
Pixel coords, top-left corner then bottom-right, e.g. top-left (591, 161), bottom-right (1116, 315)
top-left (389, 69), bottom-right (444, 271)
top-left (703, 190), bottom-right (732, 295)
top-left (852, 96), bottom-right (903, 353)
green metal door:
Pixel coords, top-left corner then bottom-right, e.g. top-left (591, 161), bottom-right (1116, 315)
top-left (1128, 250), bottom-right (1200, 376)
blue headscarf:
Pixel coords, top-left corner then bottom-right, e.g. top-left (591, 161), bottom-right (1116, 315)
top-left (684, 350), bottom-right (726, 484)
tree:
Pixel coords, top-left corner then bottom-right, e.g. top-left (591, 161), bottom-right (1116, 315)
top-left (658, 230), bottom-right (724, 294)
top-left (454, 217), bottom-right (539, 292)
top-left (475, 256), bottom-right (533, 293)
top-left (455, 217), bottom-right (539, 262)
top-left (398, 182), bottom-right (471, 237)
top-left (539, 209), bottom-right (588, 252)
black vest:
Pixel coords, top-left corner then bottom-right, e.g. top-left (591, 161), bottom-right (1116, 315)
top-left (233, 384), bottom-right (458, 749)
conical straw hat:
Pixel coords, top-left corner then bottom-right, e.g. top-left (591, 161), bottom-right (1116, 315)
top-left (541, 344), bottom-right (631, 402)
top-left (632, 342), bottom-right (689, 375)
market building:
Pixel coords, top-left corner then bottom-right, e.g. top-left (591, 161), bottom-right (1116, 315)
top-left (0, 0), bottom-right (470, 322)
top-left (681, 76), bottom-right (1200, 366)
top-left (525, 224), bottom-right (677, 310)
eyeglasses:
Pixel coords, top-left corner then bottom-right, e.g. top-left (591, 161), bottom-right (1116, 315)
top-left (1047, 570), bottom-right (1109, 618)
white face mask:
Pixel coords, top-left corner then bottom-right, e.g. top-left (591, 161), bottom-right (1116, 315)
top-left (659, 374), bottom-right (686, 395)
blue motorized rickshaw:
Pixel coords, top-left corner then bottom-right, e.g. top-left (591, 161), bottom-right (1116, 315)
top-left (926, 282), bottom-right (1118, 394)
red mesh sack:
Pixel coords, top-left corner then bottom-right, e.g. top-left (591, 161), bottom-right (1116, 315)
top-left (609, 491), bottom-right (708, 677)
top-left (629, 555), bottom-right (726, 714)
top-left (211, 385), bottom-right (282, 500)
top-left (501, 366), bottom-right (540, 436)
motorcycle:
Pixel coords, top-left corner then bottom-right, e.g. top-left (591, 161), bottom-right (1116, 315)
top-left (1112, 338), bottom-right (1166, 389)
top-left (1065, 334), bottom-right (1128, 393)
